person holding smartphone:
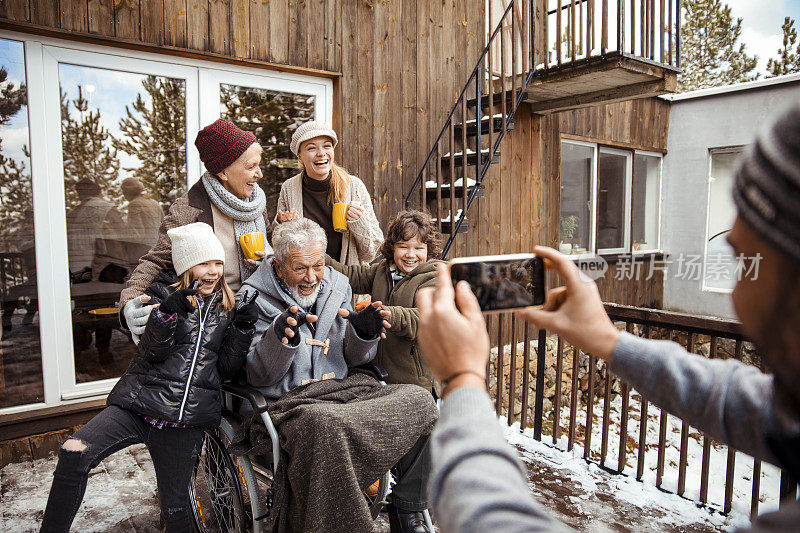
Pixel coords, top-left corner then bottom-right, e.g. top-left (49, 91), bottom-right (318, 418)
top-left (415, 101), bottom-right (800, 532)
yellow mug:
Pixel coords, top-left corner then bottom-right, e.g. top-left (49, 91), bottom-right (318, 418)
top-left (239, 231), bottom-right (265, 261)
top-left (332, 202), bottom-right (349, 233)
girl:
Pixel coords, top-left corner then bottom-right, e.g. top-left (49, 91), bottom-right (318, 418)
top-left (40, 222), bottom-right (258, 533)
top-left (274, 120), bottom-right (383, 266)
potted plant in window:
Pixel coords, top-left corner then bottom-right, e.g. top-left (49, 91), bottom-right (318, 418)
top-left (559, 215), bottom-right (578, 254)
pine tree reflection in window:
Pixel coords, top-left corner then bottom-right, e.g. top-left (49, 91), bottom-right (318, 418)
top-left (0, 38), bottom-right (44, 408)
top-left (59, 65), bottom-right (186, 383)
top-left (220, 84), bottom-right (316, 218)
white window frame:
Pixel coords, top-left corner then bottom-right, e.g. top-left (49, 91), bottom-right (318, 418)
top-left (559, 139), bottom-right (663, 258)
top-left (631, 149), bottom-right (663, 255)
top-left (0, 29), bottom-right (334, 414)
top-left (559, 139), bottom-right (597, 258)
top-left (701, 146), bottom-right (744, 294)
top-left (596, 146), bottom-right (632, 255)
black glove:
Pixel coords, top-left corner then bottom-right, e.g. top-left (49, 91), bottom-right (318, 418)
top-left (159, 288), bottom-right (197, 318)
top-left (232, 290), bottom-right (260, 328)
top-left (273, 306), bottom-right (309, 346)
top-left (345, 304), bottom-right (383, 340)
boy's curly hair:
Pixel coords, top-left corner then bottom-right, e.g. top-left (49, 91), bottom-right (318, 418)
top-left (380, 210), bottom-right (442, 261)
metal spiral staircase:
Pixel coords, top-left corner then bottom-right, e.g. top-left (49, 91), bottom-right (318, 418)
top-left (404, 0), bottom-right (535, 259)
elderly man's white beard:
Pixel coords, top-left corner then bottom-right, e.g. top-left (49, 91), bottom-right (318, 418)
top-left (290, 283), bottom-right (321, 309)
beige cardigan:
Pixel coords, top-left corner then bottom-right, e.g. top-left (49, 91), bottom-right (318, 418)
top-left (275, 173), bottom-right (384, 265)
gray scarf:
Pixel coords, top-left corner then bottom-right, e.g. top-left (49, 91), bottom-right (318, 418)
top-left (202, 172), bottom-right (270, 281)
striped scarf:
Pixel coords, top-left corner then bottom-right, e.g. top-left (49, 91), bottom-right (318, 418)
top-left (202, 172), bottom-right (270, 281)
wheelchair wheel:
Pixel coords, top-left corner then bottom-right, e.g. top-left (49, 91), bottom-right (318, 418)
top-left (190, 429), bottom-right (247, 532)
top-left (366, 471), bottom-right (392, 520)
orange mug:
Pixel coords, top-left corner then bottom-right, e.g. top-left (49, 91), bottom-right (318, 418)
top-left (332, 202), bottom-right (350, 232)
top-left (239, 231), bottom-right (265, 261)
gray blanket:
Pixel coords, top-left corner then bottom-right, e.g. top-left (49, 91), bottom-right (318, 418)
top-left (231, 373), bottom-right (438, 533)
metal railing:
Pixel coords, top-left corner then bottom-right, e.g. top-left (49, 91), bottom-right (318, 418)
top-left (487, 304), bottom-right (797, 519)
top-left (539, 0), bottom-right (681, 70)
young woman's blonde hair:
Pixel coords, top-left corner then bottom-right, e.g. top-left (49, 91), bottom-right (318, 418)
top-left (173, 270), bottom-right (236, 312)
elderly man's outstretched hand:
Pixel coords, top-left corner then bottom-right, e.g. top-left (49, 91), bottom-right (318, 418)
top-left (274, 305), bottom-right (318, 346)
top-left (515, 246), bottom-right (620, 361)
top-left (338, 301), bottom-right (390, 339)
top-left (416, 264), bottom-right (490, 397)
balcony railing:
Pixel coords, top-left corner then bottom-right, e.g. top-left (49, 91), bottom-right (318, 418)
top-left (538, 0), bottom-right (681, 70)
top-left (487, 303), bottom-right (797, 520)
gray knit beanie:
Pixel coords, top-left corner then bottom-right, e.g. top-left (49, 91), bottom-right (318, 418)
top-left (733, 99), bottom-right (800, 265)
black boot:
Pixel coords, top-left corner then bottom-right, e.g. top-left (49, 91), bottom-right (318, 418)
top-left (387, 503), bottom-right (430, 533)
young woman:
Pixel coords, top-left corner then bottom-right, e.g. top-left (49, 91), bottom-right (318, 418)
top-left (40, 223), bottom-right (258, 533)
top-left (274, 120), bottom-right (383, 266)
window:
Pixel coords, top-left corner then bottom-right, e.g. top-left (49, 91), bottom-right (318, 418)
top-left (0, 38), bottom-right (44, 408)
top-left (0, 30), bottom-right (332, 411)
top-left (559, 139), bottom-right (661, 255)
top-left (58, 62), bottom-right (189, 386)
top-left (632, 152), bottom-right (661, 252)
top-left (704, 148), bottom-right (742, 292)
top-left (559, 141), bottom-right (595, 255)
top-left (597, 148), bottom-right (631, 253)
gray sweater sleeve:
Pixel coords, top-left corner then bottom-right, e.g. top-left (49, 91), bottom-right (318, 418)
top-left (430, 386), bottom-right (573, 533)
top-left (610, 332), bottom-right (800, 465)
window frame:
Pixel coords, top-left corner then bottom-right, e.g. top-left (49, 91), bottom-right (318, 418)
top-left (701, 145), bottom-right (745, 294)
top-left (559, 138), bottom-right (598, 258)
top-left (559, 138), bottom-right (663, 258)
top-left (0, 29), bottom-right (334, 414)
top-left (630, 149), bottom-right (663, 255)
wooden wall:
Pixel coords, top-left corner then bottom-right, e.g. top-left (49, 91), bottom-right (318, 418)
top-left (450, 97), bottom-right (670, 308)
top-left (0, 0), bottom-right (485, 229)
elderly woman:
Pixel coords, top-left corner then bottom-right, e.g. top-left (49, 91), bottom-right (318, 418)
top-left (275, 120), bottom-right (383, 265)
top-left (120, 119), bottom-right (272, 341)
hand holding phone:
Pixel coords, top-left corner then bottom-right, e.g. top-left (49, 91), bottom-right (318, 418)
top-left (448, 253), bottom-right (545, 312)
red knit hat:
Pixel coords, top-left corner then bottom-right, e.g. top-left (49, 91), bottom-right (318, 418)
top-left (194, 119), bottom-right (258, 174)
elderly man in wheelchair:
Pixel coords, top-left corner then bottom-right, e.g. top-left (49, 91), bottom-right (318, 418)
top-left (190, 218), bottom-right (438, 533)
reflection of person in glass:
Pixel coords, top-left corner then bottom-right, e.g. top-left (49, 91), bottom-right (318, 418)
top-left (66, 178), bottom-right (126, 280)
top-left (120, 119), bottom-right (273, 343)
top-left (121, 177), bottom-right (163, 247)
top-left (274, 120), bottom-right (383, 266)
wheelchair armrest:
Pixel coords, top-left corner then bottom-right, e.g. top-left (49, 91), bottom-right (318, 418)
top-left (350, 361), bottom-right (389, 382)
top-left (221, 382), bottom-right (270, 413)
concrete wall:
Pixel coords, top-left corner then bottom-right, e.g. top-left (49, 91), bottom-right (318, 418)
top-left (661, 77), bottom-right (800, 319)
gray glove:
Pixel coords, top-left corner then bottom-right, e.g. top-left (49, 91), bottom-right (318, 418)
top-left (123, 295), bottom-right (155, 345)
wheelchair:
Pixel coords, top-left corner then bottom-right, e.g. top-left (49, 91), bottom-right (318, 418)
top-left (189, 364), bottom-right (434, 532)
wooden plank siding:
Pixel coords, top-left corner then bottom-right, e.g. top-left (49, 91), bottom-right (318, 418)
top-left (452, 98), bottom-right (669, 309)
top-left (2, 1), bottom-right (485, 232)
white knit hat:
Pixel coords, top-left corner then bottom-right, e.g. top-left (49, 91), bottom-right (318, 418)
top-left (290, 120), bottom-right (338, 155)
top-left (168, 222), bottom-right (225, 276)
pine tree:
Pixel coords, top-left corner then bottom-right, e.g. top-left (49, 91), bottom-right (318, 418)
top-left (678, 0), bottom-right (759, 92)
top-left (220, 85), bottom-right (315, 214)
top-left (766, 17), bottom-right (800, 78)
top-left (0, 65), bottom-right (31, 250)
top-left (0, 67), bottom-right (27, 151)
top-left (60, 86), bottom-right (121, 209)
top-left (113, 75), bottom-right (187, 212)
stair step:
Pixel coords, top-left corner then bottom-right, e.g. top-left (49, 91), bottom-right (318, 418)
top-left (425, 178), bottom-right (483, 200)
top-left (466, 89), bottom-right (528, 109)
top-left (453, 115), bottom-right (514, 136)
top-left (440, 148), bottom-right (498, 167)
top-left (432, 210), bottom-right (469, 235)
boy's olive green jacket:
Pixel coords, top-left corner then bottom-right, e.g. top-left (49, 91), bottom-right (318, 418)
top-left (327, 255), bottom-right (443, 395)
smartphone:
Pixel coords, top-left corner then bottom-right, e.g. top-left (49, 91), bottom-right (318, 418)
top-left (449, 253), bottom-right (545, 312)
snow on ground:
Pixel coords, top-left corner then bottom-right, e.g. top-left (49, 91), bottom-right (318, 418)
top-left (499, 389), bottom-right (782, 531)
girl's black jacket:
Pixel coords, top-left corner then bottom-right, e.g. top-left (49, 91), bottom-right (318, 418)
top-left (108, 270), bottom-right (254, 427)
